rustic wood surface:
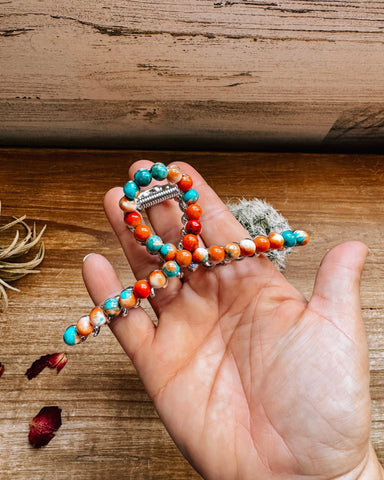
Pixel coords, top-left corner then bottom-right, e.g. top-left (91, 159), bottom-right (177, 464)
top-left (0, 149), bottom-right (383, 479)
top-left (1, 1), bottom-right (384, 150)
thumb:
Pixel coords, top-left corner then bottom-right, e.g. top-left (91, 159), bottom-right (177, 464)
top-left (309, 241), bottom-right (369, 341)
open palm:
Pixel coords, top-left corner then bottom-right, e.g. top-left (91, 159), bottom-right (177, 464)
top-left (83, 161), bottom-right (382, 480)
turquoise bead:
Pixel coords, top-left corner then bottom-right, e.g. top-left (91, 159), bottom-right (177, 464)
top-left (182, 188), bottom-right (199, 205)
top-left (162, 260), bottom-right (180, 278)
top-left (151, 162), bottom-right (168, 180)
top-left (123, 180), bottom-right (140, 200)
top-left (160, 243), bottom-right (176, 259)
top-left (134, 168), bottom-right (152, 187)
top-left (103, 297), bottom-right (121, 318)
top-left (146, 235), bottom-right (163, 254)
top-left (63, 325), bottom-right (81, 346)
top-left (281, 230), bottom-right (296, 247)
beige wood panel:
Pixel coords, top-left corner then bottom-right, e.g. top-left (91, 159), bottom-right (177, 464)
top-left (0, 149), bottom-right (383, 479)
top-left (1, 1), bottom-right (384, 149)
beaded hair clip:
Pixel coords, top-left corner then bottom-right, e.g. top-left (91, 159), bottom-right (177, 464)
top-left (63, 163), bottom-right (309, 345)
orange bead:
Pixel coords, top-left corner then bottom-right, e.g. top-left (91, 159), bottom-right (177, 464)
top-left (134, 224), bottom-right (151, 242)
top-left (185, 204), bottom-right (202, 220)
top-left (269, 232), bottom-right (284, 249)
top-left (208, 245), bottom-right (225, 264)
top-left (175, 249), bottom-right (192, 267)
top-left (254, 235), bottom-right (270, 253)
top-left (177, 173), bottom-right (193, 192)
top-left (124, 211), bottom-right (142, 228)
top-left (167, 164), bottom-right (182, 183)
top-left (76, 315), bottom-right (93, 336)
top-left (182, 234), bottom-right (199, 251)
top-left (133, 280), bottom-right (151, 298)
top-left (185, 220), bottom-right (202, 235)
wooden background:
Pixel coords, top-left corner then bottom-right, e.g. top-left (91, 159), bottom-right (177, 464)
top-left (1, 1), bottom-right (384, 151)
top-left (0, 149), bottom-right (383, 479)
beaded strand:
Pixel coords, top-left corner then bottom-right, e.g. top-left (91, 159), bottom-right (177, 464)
top-left (63, 163), bottom-right (309, 345)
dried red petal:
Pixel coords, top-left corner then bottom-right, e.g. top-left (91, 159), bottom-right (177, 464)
top-left (54, 354), bottom-right (68, 373)
top-left (29, 406), bottom-right (62, 448)
top-left (46, 352), bottom-right (68, 373)
top-left (0, 362), bottom-right (4, 378)
top-left (25, 353), bottom-right (67, 380)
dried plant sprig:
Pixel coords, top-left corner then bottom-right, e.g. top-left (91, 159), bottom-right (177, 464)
top-left (226, 198), bottom-right (291, 271)
top-left (0, 201), bottom-right (46, 311)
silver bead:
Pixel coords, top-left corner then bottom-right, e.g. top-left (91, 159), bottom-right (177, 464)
top-left (136, 184), bottom-right (180, 210)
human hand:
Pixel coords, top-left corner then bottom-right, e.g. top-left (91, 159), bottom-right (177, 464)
top-left (83, 161), bottom-right (383, 480)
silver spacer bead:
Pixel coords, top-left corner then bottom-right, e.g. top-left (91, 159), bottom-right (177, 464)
top-left (136, 184), bottom-right (180, 210)
top-left (92, 326), bottom-right (101, 337)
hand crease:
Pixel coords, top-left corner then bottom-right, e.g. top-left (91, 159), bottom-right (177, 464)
top-left (306, 301), bottom-right (356, 347)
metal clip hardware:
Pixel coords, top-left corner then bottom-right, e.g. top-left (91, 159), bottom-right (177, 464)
top-left (136, 184), bottom-right (180, 210)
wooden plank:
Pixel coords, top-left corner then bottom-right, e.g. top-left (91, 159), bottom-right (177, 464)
top-left (0, 148), bottom-right (383, 479)
top-left (1, 1), bottom-right (384, 149)
top-left (0, 99), bottom-right (347, 150)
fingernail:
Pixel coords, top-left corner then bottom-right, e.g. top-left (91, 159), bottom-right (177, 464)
top-left (83, 253), bottom-right (95, 263)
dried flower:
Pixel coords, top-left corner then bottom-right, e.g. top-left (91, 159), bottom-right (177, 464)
top-left (0, 201), bottom-right (46, 311)
top-left (25, 353), bottom-right (68, 380)
top-left (29, 406), bottom-right (62, 447)
top-left (0, 362), bottom-right (4, 378)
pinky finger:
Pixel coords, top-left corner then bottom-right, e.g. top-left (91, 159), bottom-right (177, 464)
top-left (82, 253), bottom-right (155, 365)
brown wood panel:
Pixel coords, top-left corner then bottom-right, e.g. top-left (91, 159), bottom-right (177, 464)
top-left (0, 148), bottom-right (383, 479)
top-left (1, 1), bottom-right (384, 149)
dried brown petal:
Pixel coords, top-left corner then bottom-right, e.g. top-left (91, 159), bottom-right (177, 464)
top-left (29, 406), bottom-right (62, 448)
top-left (0, 362), bottom-right (4, 378)
top-left (25, 352), bottom-right (68, 380)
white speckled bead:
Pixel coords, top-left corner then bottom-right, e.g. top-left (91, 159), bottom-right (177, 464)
top-left (89, 306), bottom-right (108, 327)
top-left (192, 247), bottom-right (209, 264)
top-left (119, 197), bottom-right (137, 213)
top-left (239, 238), bottom-right (256, 257)
top-left (148, 270), bottom-right (167, 289)
top-left (167, 164), bottom-right (182, 183)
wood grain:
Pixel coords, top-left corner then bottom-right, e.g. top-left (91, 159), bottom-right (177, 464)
top-left (1, 1), bottom-right (384, 150)
top-left (0, 148), bottom-right (383, 479)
